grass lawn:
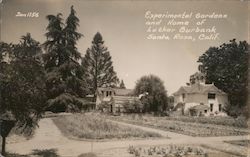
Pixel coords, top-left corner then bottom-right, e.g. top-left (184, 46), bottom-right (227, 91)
top-left (52, 113), bottom-right (162, 140)
top-left (108, 114), bottom-right (249, 137)
top-left (225, 140), bottom-right (250, 147)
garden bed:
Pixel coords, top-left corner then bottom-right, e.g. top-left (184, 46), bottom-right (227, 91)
top-left (165, 115), bottom-right (248, 128)
top-left (97, 145), bottom-right (241, 157)
top-left (107, 114), bottom-right (249, 137)
top-left (52, 113), bottom-right (162, 140)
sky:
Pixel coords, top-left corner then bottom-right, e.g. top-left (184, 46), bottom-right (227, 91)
top-left (1, 0), bottom-right (249, 94)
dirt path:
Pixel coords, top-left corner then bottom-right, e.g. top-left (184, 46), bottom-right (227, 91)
top-left (7, 118), bottom-right (250, 157)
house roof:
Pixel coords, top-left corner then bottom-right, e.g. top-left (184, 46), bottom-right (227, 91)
top-left (114, 88), bottom-right (133, 96)
top-left (97, 87), bottom-right (134, 96)
top-left (173, 83), bottom-right (226, 96)
top-left (190, 72), bottom-right (205, 78)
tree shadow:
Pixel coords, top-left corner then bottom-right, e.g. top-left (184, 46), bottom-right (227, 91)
top-left (31, 149), bottom-right (60, 157)
top-left (2, 149), bottom-right (60, 157)
top-left (5, 153), bottom-right (29, 157)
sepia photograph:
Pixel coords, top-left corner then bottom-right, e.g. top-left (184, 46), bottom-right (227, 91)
top-left (0, 0), bottom-right (249, 157)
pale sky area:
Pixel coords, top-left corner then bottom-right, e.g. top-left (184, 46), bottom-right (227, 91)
top-left (1, 0), bottom-right (249, 94)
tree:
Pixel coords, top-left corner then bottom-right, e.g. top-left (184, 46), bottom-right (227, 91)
top-left (134, 75), bottom-right (168, 112)
top-left (0, 42), bottom-right (12, 114)
top-left (82, 32), bottom-right (119, 97)
top-left (198, 39), bottom-right (248, 116)
top-left (0, 33), bottom-right (46, 132)
top-left (43, 6), bottom-right (87, 112)
top-left (0, 42), bottom-right (11, 81)
top-left (119, 80), bottom-right (126, 89)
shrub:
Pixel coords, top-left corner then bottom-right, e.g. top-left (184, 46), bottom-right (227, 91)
top-left (134, 75), bottom-right (168, 112)
top-left (123, 99), bottom-right (143, 113)
top-left (224, 105), bottom-right (243, 118)
top-left (53, 114), bottom-right (161, 139)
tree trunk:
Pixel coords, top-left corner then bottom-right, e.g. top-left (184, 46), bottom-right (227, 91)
top-left (1, 136), bottom-right (6, 156)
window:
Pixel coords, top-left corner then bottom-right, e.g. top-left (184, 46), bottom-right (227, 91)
top-left (204, 110), bottom-right (207, 113)
top-left (210, 104), bottom-right (213, 112)
top-left (208, 93), bottom-right (216, 99)
top-left (219, 104), bottom-right (222, 112)
top-left (182, 93), bottom-right (185, 100)
top-left (106, 91), bottom-right (109, 97)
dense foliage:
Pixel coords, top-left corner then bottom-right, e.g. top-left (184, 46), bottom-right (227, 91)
top-left (82, 32), bottom-right (119, 98)
top-left (43, 6), bottom-right (87, 112)
top-left (198, 39), bottom-right (248, 117)
top-left (0, 33), bottom-right (46, 131)
top-left (123, 99), bottom-right (143, 113)
top-left (134, 75), bottom-right (168, 112)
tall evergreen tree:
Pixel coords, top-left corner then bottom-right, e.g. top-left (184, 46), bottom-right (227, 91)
top-left (82, 32), bottom-right (119, 97)
top-left (43, 6), bottom-right (86, 112)
top-left (119, 80), bottom-right (126, 89)
top-left (0, 42), bottom-right (11, 73)
top-left (0, 42), bottom-right (12, 114)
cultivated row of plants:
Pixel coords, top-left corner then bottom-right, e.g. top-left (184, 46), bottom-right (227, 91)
top-left (128, 145), bottom-right (207, 157)
top-left (164, 116), bottom-right (248, 128)
top-left (120, 113), bottom-right (248, 128)
top-left (108, 115), bottom-right (249, 137)
top-left (52, 114), bottom-right (161, 140)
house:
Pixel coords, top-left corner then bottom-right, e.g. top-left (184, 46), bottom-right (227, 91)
top-left (173, 72), bottom-right (228, 116)
top-left (96, 87), bottom-right (139, 113)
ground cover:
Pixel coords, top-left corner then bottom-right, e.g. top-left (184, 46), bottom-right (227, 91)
top-left (97, 145), bottom-right (241, 157)
top-left (52, 113), bottom-right (162, 140)
top-left (108, 114), bottom-right (249, 137)
top-left (165, 115), bottom-right (248, 128)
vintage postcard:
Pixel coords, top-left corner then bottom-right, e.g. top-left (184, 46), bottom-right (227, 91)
top-left (0, 0), bottom-right (249, 157)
